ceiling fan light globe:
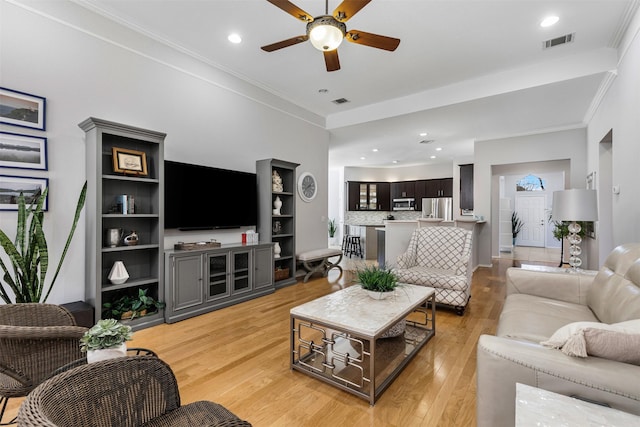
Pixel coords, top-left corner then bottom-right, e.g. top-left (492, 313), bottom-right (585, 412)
top-left (307, 16), bottom-right (345, 51)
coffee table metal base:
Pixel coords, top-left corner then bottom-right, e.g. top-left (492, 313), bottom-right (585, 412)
top-left (290, 292), bottom-right (435, 405)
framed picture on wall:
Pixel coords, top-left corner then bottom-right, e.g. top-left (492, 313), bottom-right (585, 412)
top-left (0, 132), bottom-right (47, 170)
top-left (585, 171), bottom-right (596, 239)
top-left (0, 175), bottom-right (48, 211)
top-left (0, 87), bottom-right (46, 131)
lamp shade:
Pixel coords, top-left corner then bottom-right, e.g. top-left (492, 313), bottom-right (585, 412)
top-left (552, 189), bottom-right (598, 222)
top-left (307, 16), bottom-right (346, 51)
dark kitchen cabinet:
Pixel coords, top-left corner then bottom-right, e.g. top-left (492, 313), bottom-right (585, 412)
top-left (391, 181), bottom-right (416, 200)
top-left (459, 164), bottom-right (474, 211)
top-left (347, 182), bottom-right (390, 211)
top-left (424, 178), bottom-right (453, 198)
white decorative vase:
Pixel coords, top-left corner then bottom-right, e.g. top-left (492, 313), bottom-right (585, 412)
top-left (108, 261), bottom-right (129, 285)
top-left (363, 289), bottom-right (393, 300)
top-left (273, 196), bottom-right (282, 215)
top-left (87, 343), bottom-right (127, 364)
top-left (273, 242), bottom-right (281, 259)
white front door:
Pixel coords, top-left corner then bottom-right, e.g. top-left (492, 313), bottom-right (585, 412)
top-left (515, 195), bottom-right (546, 247)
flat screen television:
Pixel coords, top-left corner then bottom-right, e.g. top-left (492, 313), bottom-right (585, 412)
top-left (164, 160), bottom-right (257, 230)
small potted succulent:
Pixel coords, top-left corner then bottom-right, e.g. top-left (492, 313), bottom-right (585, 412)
top-left (80, 318), bottom-right (133, 363)
top-left (356, 264), bottom-right (399, 300)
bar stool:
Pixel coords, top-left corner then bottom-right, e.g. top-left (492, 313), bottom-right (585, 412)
top-left (347, 236), bottom-right (363, 259)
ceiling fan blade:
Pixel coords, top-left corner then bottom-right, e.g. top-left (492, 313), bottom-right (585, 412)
top-left (266, 0), bottom-right (313, 22)
top-left (261, 35), bottom-right (309, 52)
top-left (346, 30), bottom-right (400, 51)
top-left (323, 50), bottom-right (341, 72)
top-left (333, 0), bottom-right (372, 22)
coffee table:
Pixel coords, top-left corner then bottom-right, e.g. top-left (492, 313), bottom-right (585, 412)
top-left (290, 284), bottom-right (436, 404)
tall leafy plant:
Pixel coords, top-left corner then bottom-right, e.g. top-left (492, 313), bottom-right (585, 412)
top-left (511, 211), bottom-right (524, 239)
top-left (328, 218), bottom-right (337, 238)
top-left (0, 182), bottom-right (87, 303)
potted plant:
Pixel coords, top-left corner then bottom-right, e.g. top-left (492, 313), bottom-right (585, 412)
top-left (328, 218), bottom-right (338, 245)
top-left (356, 264), bottom-right (399, 300)
top-left (0, 182), bottom-right (87, 303)
top-left (102, 288), bottom-right (166, 320)
top-left (80, 318), bottom-right (132, 363)
top-left (511, 211), bottom-right (523, 245)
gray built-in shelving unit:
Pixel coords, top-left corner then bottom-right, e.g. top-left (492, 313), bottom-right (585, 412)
top-left (80, 117), bottom-right (165, 331)
top-left (257, 159), bottom-right (299, 288)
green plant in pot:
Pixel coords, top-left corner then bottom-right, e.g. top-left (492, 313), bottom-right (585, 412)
top-left (102, 288), bottom-right (166, 320)
top-left (0, 182), bottom-right (87, 303)
top-left (80, 318), bottom-right (132, 363)
top-left (328, 218), bottom-right (337, 238)
top-left (511, 211), bottom-right (523, 244)
top-left (356, 265), bottom-right (399, 300)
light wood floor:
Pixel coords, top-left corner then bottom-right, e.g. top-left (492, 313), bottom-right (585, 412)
top-left (5, 258), bottom-right (554, 426)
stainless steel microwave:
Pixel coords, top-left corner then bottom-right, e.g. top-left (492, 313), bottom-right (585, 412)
top-left (392, 198), bottom-right (415, 211)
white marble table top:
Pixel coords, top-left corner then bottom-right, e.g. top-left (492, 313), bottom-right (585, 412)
top-left (290, 284), bottom-right (434, 338)
top-left (516, 383), bottom-right (640, 426)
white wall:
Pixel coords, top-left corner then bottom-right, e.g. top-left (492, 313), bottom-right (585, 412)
top-left (0, 1), bottom-right (328, 303)
top-left (587, 7), bottom-right (640, 265)
top-left (475, 128), bottom-right (587, 266)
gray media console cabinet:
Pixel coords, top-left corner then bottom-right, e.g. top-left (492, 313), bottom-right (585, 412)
top-left (164, 242), bottom-right (274, 323)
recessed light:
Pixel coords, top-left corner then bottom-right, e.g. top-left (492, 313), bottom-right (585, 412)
top-left (392, 160), bottom-right (398, 164)
top-left (540, 16), bottom-right (559, 27)
top-left (430, 155), bottom-right (436, 159)
top-left (436, 147), bottom-right (442, 151)
top-left (228, 33), bottom-right (242, 43)
top-left (419, 132), bottom-right (427, 137)
top-left (372, 148), bottom-right (378, 152)
top-left (360, 157), bottom-right (366, 160)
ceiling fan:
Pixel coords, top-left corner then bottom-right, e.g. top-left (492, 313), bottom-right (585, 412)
top-left (261, 0), bottom-right (400, 72)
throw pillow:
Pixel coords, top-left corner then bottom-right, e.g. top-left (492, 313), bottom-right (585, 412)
top-left (580, 328), bottom-right (640, 365)
top-left (541, 319), bottom-right (640, 364)
top-left (541, 319), bottom-right (640, 349)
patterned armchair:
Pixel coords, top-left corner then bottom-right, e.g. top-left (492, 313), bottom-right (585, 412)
top-left (393, 226), bottom-right (473, 315)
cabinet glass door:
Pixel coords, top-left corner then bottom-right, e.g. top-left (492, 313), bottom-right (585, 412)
top-left (207, 253), bottom-right (229, 300)
top-left (368, 184), bottom-right (378, 210)
top-left (233, 251), bottom-right (251, 293)
top-left (359, 183), bottom-right (368, 210)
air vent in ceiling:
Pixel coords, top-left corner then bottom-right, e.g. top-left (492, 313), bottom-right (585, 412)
top-left (332, 98), bottom-right (350, 105)
top-left (543, 33), bottom-right (575, 49)
top-left (419, 139), bottom-right (435, 144)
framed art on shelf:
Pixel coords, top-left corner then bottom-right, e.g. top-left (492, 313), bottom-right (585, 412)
top-left (0, 132), bottom-right (47, 170)
top-left (0, 87), bottom-right (46, 131)
top-left (112, 147), bottom-right (148, 176)
top-left (0, 175), bottom-right (48, 211)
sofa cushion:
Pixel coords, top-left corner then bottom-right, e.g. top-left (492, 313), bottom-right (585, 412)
top-left (497, 294), bottom-right (598, 342)
top-left (587, 248), bottom-right (640, 324)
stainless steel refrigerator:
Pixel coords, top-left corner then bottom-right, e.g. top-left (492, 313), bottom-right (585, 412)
top-left (422, 197), bottom-right (453, 221)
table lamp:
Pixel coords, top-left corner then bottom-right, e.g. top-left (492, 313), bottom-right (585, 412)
top-left (552, 189), bottom-right (598, 270)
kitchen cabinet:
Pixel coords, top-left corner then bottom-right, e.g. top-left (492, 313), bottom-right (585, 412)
top-left (391, 181), bottom-right (416, 200)
top-left (460, 164), bottom-right (474, 211)
top-left (424, 178), bottom-right (453, 198)
top-left (347, 182), bottom-right (390, 211)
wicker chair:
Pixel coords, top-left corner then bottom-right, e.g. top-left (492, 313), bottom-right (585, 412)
top-left (17, 356), bottom-right (252, 426)
top-left (0, 303), bottom-right (87, 425)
